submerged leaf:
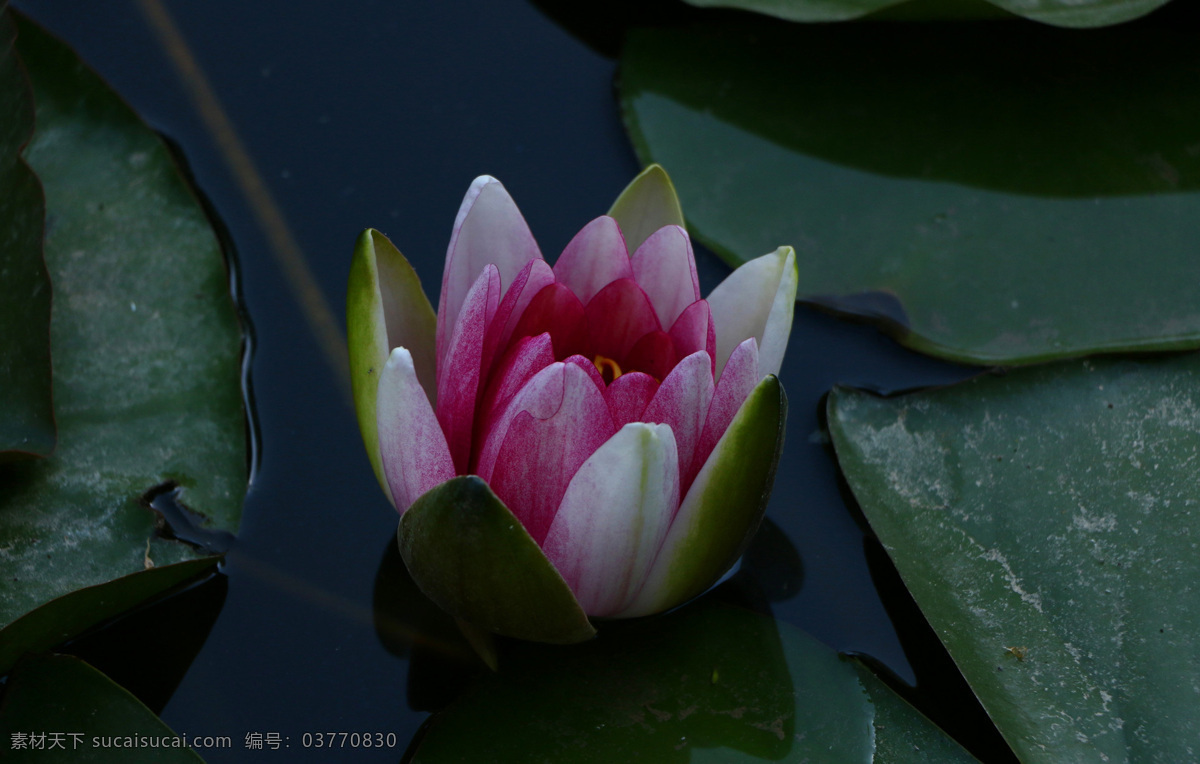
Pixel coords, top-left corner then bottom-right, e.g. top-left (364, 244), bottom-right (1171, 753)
top-left (0, 654), bottom-right (204, 762)
top-left (410, 600), bottom-right (976, 762)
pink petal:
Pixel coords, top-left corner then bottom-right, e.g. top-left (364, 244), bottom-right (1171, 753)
top-left (543, 423), bottom-right (680, 617)
top-left (692, 338), bottom-right (760, 481)
top-left (377, 348), bottom-right (455, 513)
top-left (436, 265), bottom-right (501, 474)
top-left (484, 363), bottom-right (616, 545)
top-left (641, 350), bottom-right (715, 494)
top-left (476, 361), bottom-right (613, 482)
top-left (480, 259), bottom-right (556, 378)
top-left (605, 372), bottom-right (659, 427)
top-left (473, 332), bottom-right (556, 466)
top-left (553, 216), bottom-right (633, 304)
top-left (669, 300), bottom-right (716, 376)
top-left (437, 176), bottom-right (542, 372)
top-left (624, 330), bottom-right (677, 383)
top-left (563, 354), bottom-right (607, 394)
top-left (584, 278), bottom-right (662, 363)
top-left (510, 282), bottom-right (588, 360)
top-left (631, 225), bottom-right (700, 328)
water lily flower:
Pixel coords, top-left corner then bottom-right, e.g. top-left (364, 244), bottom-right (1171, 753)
top-left (348, 166), bottom-right (795, 644)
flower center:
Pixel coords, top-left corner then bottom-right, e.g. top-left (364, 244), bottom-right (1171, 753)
top-left (593, 355), bottom-right (623, 385)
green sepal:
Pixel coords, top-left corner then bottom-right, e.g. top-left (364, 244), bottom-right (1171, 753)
top-left (399, 476), bottom-right (596, 644)
top-left (607, 163), bottom-right (685, 254)
top-left (347, 228), bottom-right (437, 505)
top-left (622, 374), bottom-right (787, 617)
top-left (455, 617), bottom-right (499, 671)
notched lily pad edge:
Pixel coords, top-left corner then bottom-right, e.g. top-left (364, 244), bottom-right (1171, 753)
top-left (821, 391), bottom-right (1012, 761)
top-left (0, 10), bottom-right (251, 678)
top-left (142, 481), bottom-right (237, 556)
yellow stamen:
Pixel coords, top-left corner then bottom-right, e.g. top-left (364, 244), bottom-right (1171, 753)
top-left (593, 355), bottom-right (623, 384)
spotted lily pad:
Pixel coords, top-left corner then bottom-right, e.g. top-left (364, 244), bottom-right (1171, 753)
top-left (0, 14), bottom-right (246, 672)
top-left (828, 353), bottom-right (1200, 761)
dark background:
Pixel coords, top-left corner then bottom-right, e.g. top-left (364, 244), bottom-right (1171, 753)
top-left (14, 0), bottom-right (987, 759)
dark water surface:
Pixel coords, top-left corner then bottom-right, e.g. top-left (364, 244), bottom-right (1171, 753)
top-left (14, 1), bottom-right (986, 760)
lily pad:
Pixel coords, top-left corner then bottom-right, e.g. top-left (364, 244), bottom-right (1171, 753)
top-left (682, 0), bottom-right (1174, 27)
top-left (0, 5), bottom-right (53, 459)
top-left (828, 353), bottom-right (1200, 762)
top-left (409, 600), bottom-right (977, 762)
top-left (0, 653), bottom-right (204, 762)
top-left (620, 18), bottom-right (1200, 364)
top-left (0, 14), bottom-right (246, 671)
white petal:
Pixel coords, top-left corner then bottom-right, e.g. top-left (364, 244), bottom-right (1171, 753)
top-left (377, 348), bottom-right (455, 513)
top-left (706, 246), bottom-right (797, 380)
top-left (542, 423), bottom-right (680, 617)
top-left (436, 176), bottom-right (542, 372)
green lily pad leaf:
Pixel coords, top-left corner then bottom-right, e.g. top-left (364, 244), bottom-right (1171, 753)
top-left (620, 20), bottom-right (1200, 364)
top-left (0, 14), bottom-right (246, 670)
top-left (398, 476), bottom-right (596, 644)
top-left (410, 600), bottom-right (977, 762)
top-left (682, 0), bottom-right (1173, 27)
top-left (0, 558), bottom-right (217, 678)
top-left (0, 6), bottom-right (53, 459)
top-left (828, 353), bottom-right (1200, 762)
top-left (0, 653), bottom-right (204, 762)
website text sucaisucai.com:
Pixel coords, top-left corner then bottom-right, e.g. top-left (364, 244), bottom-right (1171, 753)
top-left (8, 730), bottom-right (401, 753)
